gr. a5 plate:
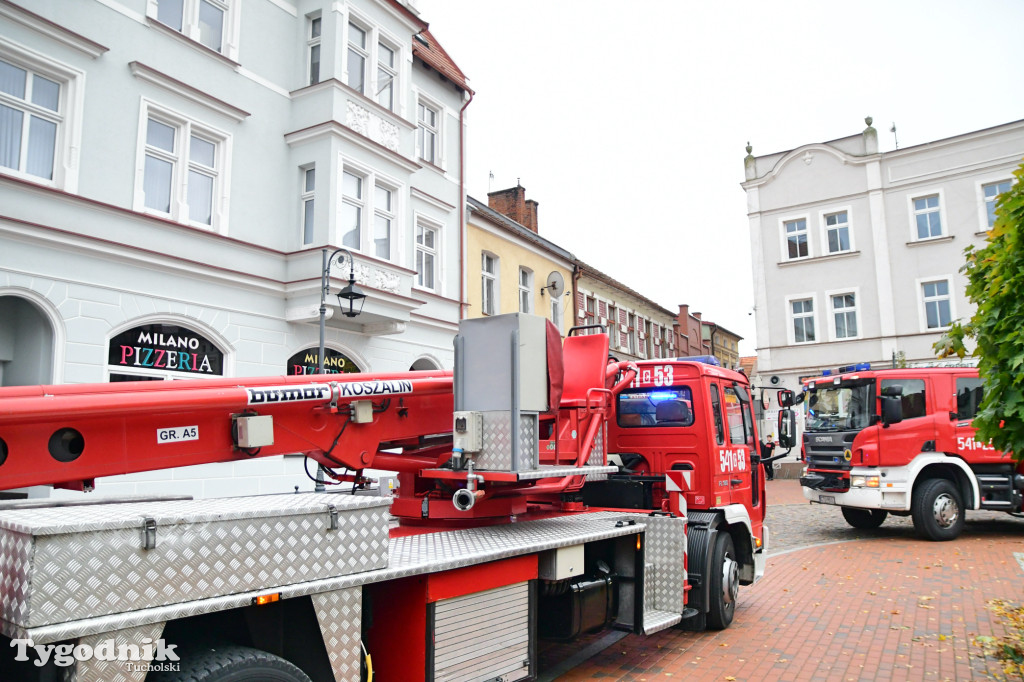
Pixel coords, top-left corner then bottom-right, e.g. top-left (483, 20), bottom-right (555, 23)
top-left (818, 494), bottom-right (836, 505)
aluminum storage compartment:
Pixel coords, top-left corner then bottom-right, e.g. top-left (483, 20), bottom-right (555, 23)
top-left (0, 493), bottom-right (390, 630)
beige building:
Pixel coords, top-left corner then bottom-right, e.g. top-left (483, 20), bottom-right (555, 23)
top-left (703, 322), bottom-right (743, 369)
top-left (466, 189), bottom-right (574, 335)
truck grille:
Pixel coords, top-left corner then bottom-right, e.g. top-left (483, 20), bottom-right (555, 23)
top-left (803, 431), bottom-right (856, 472)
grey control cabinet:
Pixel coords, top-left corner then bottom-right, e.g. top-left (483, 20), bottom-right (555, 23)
top-left (454, 314), bottom-right (550, 472)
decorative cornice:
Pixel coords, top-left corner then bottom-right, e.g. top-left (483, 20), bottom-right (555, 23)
top-left (284, 121), bottom-right (421, 172)
top-left (0, 1), bottom-right (109, 58)
top-left (129, 62), bottom-right (250, 121)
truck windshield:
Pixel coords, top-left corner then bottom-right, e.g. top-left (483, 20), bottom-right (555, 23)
top-left (617, 387), bottom-right (694, 428)
top-left (805, 381), bottom-right (874, 431)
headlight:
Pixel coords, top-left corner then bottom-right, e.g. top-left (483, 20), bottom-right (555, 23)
top-left (851, 476), bottom-right (879, 488)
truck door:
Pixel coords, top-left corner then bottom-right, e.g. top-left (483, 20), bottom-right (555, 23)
top-left (878, 377), bottom-right (935, 467)
top-left (734, 384), bottom-right (765, 528)
top-left (953, 375), bottom-right (999, 461)
top-left (708, 383), bottom-right (732, 506)
top-left (721, 385), bottom-right (754, 508)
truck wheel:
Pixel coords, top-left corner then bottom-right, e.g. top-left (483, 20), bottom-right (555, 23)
top-left (707, 532), bottom-right (738, 630)
top-left (151, 645), bottom-right (311, 682)
top-left (840, 507), bottom-right (887, 529)
top-left (911, 478), bottom-right (964, 541)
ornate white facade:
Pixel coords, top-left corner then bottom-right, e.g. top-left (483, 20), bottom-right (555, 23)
top-left (0, 0), bottom-right (469, 497)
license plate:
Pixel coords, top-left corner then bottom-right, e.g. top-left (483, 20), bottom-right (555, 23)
top-left (818, 495), bottom-right (836, 505)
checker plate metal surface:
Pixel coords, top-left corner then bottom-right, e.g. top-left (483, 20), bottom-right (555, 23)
top-left (312, 588), bottom-right (361, 682)
top-left (0, 494), bottom-right (389, 629)
top-left (476, 412), bottom-right (538, 471)
top-left (70, 622), bottom-right (166, 682)
top-left (635, 514), bottom-right (686, 615)
top-left (10, 512), bottom-right (667, 648)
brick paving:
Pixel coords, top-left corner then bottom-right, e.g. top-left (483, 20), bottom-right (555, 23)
top-left (553, 479), bottom-right (1024, 681)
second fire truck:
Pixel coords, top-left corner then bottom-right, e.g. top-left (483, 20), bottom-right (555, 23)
top-left (790, 365), bottom-right (1023, 541)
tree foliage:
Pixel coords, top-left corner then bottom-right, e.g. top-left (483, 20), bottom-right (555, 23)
top-left (935, 161), bottom-right (1024, 462)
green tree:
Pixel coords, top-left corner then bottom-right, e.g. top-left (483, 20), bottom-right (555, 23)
top-left (935, 161), bottom-right (1024, 462)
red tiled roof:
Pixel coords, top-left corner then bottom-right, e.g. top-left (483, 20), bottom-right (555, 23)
top-left (412, 29), bottom-right (472, 94)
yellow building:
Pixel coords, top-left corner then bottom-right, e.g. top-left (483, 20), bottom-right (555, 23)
top-left (703, 322), bottom-right (743, 369)
top-left (466, 189), bottom-right (574, 336)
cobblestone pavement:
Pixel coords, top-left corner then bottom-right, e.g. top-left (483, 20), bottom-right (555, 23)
top-left (552, 479), bottom-right (1024, 681)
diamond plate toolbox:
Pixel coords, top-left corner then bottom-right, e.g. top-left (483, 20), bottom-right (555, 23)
top-left (0, 493), bottom-right (389, 629)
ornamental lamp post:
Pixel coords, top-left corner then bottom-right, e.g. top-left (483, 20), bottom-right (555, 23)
top-left (314, 247), bottom-right (366, 492)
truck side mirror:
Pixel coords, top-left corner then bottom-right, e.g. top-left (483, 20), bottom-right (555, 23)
top-left (778, 389), bottom-right (794, 408)
top-left (778, 409), bottom-right (797, 448)
top-left (881, 396), bottom-right (903, 426)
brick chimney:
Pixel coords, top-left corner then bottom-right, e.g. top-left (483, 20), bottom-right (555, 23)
top-left (488, 185), bottom-right (539, 233)
top-left (524, 199), bottom-right (539, 233)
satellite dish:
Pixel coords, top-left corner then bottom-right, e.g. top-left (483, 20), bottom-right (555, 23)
top-left (544, 271), bottom-right (565, 297)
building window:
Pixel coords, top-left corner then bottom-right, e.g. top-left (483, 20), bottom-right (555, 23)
top-left (784, 218), bottom-right (808, 259)
top-left (983, 180), bottom-right (1011, 228)
top-left (373, 185), bottom-right (392, 259)
top-left (341, 170), bottom-right (363, 249)
top-left (791, 298), bottom-right (815, 344)
top-left (660, 328), bottom-right (668, 358)
top-left (550, 298), bottom-right (562, 330)
top-left (347, 22), bottom-right (367, 94)
top-left (518, 268), bottom-right (533, 314)
top-left (481, 253), bottom-right (497, 315)
top-left (627, 313), bottom-right (637, 355)
top-left (155, 0), bottom-right (230, 54)
top-left (607, 305), bottom-right (618, 346)
top-left (417, 102), bottom-right (439, 165)
top-left (644, 320), bottom-right (653, 359)
top-left (824, 211), bottom-right (850, 253)
top-left (415, 222), bottom-right (438, 291)
top-left (301, 166), bottom-right (315, 245)
top-left (831, 293), bottom-right (858, 339)
top-left (913, 194), bottom-right (943, 239)
top-left (921, 279), bottom-right (952, 329)
top-left (307, 15), bottom-right (321, 85)
top-left (139, 107), bottom-right (225, 228)
top-left (340, 166), bottom-right (399, 258)
top-left (0, 57), bottom-right (60, 182)
top-left (585, 296), bottom-right (595, 321)
top-left (376, 42), bottom-right (396, 110)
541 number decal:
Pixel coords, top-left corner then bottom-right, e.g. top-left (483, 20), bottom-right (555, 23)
top-left (719, 448), bottom-right (747, 473)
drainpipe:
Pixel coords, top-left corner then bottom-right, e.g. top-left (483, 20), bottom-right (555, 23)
top-left (458, 89), bottom-right (474, 319)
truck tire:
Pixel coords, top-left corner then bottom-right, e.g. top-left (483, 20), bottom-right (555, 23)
top-left (707, 532), bottom-right (738, 630)
top-left (841, 507), bottom-right (887, 529)
top-left (911, 478), bottom-right (964, 541)
top-left (150, 645), bottom-right (311, 682)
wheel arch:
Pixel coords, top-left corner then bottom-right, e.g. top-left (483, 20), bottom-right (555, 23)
top-left (159, 594), bottom-right (334, 681)
top-left (718, 504), bottom-right (758, 584)
top-left (910, 456), bottom-right (979, 509)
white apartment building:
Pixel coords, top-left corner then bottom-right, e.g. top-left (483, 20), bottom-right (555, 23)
top-left (0, 0), bottom-right (469, 497)
top-left (742, 118), bottom-right (1024, 439)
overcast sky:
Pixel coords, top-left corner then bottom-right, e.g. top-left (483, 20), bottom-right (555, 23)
top-left (416, 0), bottom-right (1024, 355)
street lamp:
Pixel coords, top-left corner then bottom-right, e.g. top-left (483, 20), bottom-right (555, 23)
top-left (318, 247), bottom-right (367, 373)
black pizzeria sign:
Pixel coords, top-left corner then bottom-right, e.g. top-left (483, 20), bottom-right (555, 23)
top-left (108, 324), bottom-right (224, 375)
top-left (287, 347), bottom-right (360, 375)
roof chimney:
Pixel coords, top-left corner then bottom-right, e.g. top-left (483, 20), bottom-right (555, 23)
top-left (487, 184), bottom-right (539, 233)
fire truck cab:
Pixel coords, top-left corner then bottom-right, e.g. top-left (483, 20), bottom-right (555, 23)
top-left (593, 358), bottom-right (773, 628)
top-left (790, 365), bottom-right (1024, 540)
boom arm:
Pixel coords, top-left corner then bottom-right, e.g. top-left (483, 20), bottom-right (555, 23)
top-left (0, 371), bottom-right (453, 492)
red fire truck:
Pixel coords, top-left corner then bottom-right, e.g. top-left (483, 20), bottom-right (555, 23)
top-left (0, 314), bottom-right (778, 681)
top-left (790, 365), bottom-right (1023, 541)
